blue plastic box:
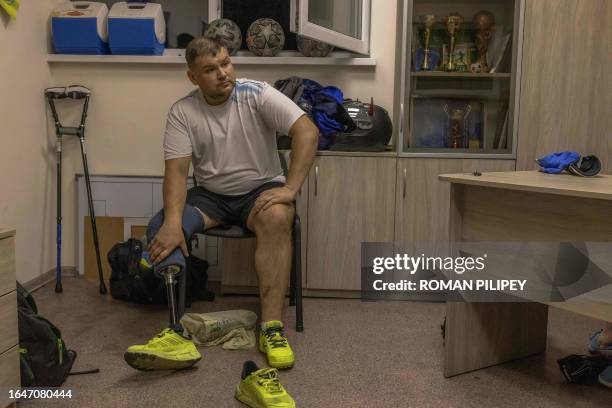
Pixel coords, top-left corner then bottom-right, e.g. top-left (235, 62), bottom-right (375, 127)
top-left (108, 2), bottom-right (166, 55)
top-left (51, 2), bottom-right (109, 55)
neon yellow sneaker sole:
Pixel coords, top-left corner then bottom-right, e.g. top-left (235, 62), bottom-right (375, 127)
top-left (124, 349), bottom-right (201, 371)
top-left (124, 328), bottom-right (201, 371)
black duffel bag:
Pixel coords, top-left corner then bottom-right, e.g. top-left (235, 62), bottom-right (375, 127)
top-left (108, 238), bottom-right (214, 305)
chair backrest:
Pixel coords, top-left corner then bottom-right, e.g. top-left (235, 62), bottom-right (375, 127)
top-left (278, 151), bottom-right (289, 176)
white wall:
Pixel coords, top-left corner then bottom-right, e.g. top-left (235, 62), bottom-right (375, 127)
top-left (0, 1), bottom-right (63, 282)
top-left (26, 1), bottom-right (397, 273)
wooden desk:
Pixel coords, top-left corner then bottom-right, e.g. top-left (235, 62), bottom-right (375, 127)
top-left (0, 228), bottom-right (18, 408)
top-left (439, 171), bottom-right (612, 377)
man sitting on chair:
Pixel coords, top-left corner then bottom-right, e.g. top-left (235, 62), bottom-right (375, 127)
top-left (124, 37), bottom-right (318, 372)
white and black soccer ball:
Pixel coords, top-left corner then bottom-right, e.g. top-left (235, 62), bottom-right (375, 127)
top-left (297, 35), bottom-right (333, 57)
top-left (203, 18), bottom-right (242, 55)
top-left (246, 18), bottom-right (285, 57)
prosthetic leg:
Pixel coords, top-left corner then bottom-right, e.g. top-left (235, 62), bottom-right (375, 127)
top-left (146, 204), bottom-right (204, 331)
top-left (123, 204), bottom-right (204, 371)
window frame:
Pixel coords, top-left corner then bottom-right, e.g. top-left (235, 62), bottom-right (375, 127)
top-left (290, 0), bottom-right (371, 55)
top-left (208, 0), bottom-right (221, 21)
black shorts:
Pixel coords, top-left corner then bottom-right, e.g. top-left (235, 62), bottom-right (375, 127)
top-left (186, 181), bottom-right (285, 229)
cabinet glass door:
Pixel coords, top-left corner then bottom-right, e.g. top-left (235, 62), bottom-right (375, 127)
top-left (402, 0), bottom-right (521, 155)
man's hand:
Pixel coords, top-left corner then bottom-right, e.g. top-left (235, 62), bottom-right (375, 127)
top-left (252, 185), bottom-right (297, 214)
top-left (148, 222), bottom-right (189, 265)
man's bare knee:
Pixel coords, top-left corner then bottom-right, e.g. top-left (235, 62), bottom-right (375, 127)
top-left (253, 204), bottom-right (294, 235)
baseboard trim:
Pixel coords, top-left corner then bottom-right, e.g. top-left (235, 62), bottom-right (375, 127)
top-left (220, 286), bottom-right (364, 299)
top-left (21, 267), bottom-right (78, 293)
top-left (302, 289), bottom-right (361, 299)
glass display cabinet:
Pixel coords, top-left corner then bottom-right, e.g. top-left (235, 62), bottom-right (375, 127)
top-left (397, 0), bottom-right (524, 157)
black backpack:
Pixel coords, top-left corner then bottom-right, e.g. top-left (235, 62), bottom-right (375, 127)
top-left (108, 238), bottom-right (214, 305)
top-left (17, 282), bottom-right (76, 387)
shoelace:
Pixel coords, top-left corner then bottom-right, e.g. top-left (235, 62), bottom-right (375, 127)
top-left (264, 327), bottom-right (288, 349)
top-left (256, 369), bottom-right (282, 394)
top-left (147, 328), bottom-right (174, 345)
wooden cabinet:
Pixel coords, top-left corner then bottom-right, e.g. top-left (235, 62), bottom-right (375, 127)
top-left (0, 229), bottom-right (18, 408)
top-left (306, 156), bottom-right (396, 291)
top-left (219, 239), bottom-right (258, 292)
top-left (516, 0), bottom-right (612, 172)
top-left (395, 158), bottom-right (516, 243)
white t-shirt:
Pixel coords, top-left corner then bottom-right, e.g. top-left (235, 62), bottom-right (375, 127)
top-left (163, 78), bottom-right (305, 195)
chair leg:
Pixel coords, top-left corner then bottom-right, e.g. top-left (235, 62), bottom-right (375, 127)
top-left (293, 215), bottom-right (304, 332)
top-left (289, 244), bottom-right (297, 308)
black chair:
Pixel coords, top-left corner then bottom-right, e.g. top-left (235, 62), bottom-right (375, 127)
top-left (177, 154), bottom-right (304, 332)
top-left (203, 218), bottom-right (303, 332)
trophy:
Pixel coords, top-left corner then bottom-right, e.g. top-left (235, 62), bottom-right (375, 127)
top-left (420, 14), bottom-right (436, 70)
top-left (473, 10), bottom-right (495, 73)
top-left (444, 102), bottom-right (472, 148)
top-left (445, 13), bottom-right (464, 71)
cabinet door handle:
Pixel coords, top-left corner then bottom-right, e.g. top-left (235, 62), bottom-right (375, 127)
top-left (402, 168), bottom-right (407, 198)
top-left (314, 165), bottom-right (319, 196)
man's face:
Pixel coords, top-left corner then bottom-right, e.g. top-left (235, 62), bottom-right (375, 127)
top-left (187, 47), bottom-right (236, 102)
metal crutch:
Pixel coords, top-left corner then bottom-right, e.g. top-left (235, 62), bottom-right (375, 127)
top-left (45, 85), bottom-right (107, 294)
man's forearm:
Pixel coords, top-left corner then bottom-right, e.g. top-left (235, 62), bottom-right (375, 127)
top-left (163, 167), bottom-right (187, 227)
top-left (286, 128), bottom-right (318, 193)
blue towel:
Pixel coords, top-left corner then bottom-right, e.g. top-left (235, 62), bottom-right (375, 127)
top-left (536, 151), bottom-right (580, 174)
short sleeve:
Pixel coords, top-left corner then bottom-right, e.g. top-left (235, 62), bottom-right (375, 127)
top-left (163, 103), bottom-right (192, 160)
top-left (259, 83), bottom-right (306, 136)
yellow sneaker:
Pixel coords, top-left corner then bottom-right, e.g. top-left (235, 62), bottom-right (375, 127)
top-left (124, 328), bottom-right (201, 371)
top-left (235, 361), bottom-right (296, 408)
top-left (259, 321), bottom-right (294, 369)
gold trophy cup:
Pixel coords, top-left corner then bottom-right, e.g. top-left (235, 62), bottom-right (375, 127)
top-left (445, 13), bottom-right (464, 71)
top-left (473, 10), bottom-right (495, 73)
top-left (444, 103), bottom-right (472, 149)
top-left (420, 14), bottom-right (436, 70)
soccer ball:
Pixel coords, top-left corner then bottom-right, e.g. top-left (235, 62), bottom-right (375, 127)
top-left (246, 18), bottom-right (285, 57)
top-left (203, 18), bottom-right (242, 55)
top-left (297, 35), bottom-right (334, 57)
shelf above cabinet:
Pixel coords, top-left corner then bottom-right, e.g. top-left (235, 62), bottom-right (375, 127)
top-left (411, 72), bottom-right (511, 78)
top-left (47, 50), bottom-right (377, 66)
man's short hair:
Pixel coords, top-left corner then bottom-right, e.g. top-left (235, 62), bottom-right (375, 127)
top-left (185, 37), bottom-right (226, 68)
